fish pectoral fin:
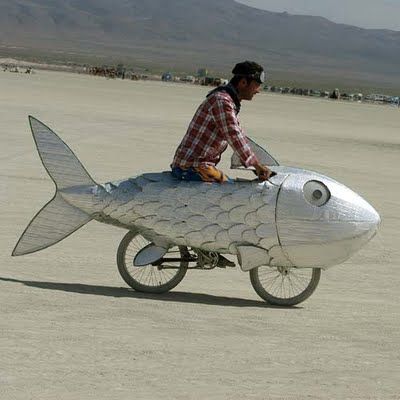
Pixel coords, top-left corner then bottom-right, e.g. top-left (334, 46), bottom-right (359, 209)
top-left (236, 246), bottom-right (270, 272)
top-left (133, 243), bottom-right (169, 266)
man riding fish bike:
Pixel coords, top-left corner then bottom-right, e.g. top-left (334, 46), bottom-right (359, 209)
top-left (12, 61), bottom-right (380, 306)
top-left (171, 61), bottom-right (275, 184)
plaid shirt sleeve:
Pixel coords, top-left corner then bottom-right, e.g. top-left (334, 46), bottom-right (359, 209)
top-left (211, 94), bottom-right (258, 168)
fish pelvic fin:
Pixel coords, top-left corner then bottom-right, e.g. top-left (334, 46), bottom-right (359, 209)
top-left (12, 193), bottom-right (92, 256)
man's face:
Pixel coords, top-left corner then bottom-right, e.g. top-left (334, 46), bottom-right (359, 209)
top-left (237, 79), bottom-right (261, 101)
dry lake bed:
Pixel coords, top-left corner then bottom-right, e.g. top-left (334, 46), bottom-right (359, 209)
top-left (0, 70), bottom-right (399, 399)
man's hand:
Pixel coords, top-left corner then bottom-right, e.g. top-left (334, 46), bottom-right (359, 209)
top-left (254, 163), bottom-right (276, 181)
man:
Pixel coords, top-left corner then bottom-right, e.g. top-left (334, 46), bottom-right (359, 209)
top-left (171, 60), bottom-right (274, 183)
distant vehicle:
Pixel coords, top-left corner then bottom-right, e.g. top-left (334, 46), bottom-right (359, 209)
top-left (213, 78), bottom-right (222, 86)
top-left (201, 76), bottom-right (215, 86)
top-left (390, 96), bottom-right (399, 106)
top-left (162, 72), bottom-right (173, 81)
top-left (367, 94), bottom-right (387, 102)
top-left (181, 75), bottom-right (195, 83)
top-left (201, 77), bottom-right (224, 86)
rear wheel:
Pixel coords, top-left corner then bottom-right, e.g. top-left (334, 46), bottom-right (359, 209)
top-left (249, 266), bottom-right (321, 306)
top-left (117, 230), bottom-right (188, 293)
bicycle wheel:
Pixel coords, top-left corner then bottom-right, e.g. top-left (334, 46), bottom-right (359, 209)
top-left (117, 230), bottom-right (188, 293)
top-left (249, 266), bottom-right (321, 306)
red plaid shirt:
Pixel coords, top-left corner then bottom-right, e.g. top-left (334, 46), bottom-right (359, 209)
top-left (171, 89), bottom-right (258, 169)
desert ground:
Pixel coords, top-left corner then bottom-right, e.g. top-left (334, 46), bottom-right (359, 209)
top-left (0, 70), bottom-right (399, 400)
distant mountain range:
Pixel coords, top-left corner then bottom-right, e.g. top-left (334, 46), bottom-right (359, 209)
top-left (1, 0), bottom-right (400, 88)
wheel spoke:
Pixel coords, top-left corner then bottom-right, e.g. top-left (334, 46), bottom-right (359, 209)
top-left (256, 266), bottom-right (316, 299)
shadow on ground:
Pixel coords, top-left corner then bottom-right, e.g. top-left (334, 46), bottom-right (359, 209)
top-left (0, 276), bottom-right (300, 309)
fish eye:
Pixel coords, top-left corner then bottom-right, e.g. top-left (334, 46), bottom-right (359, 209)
top-left (303, 180), bottom-right (330, 206)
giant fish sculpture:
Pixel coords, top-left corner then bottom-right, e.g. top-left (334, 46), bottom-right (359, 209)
top-left (12, 117), bottom-right (380, 306)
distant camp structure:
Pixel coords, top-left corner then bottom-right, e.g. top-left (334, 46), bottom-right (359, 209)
top-left (4, 60), bottom-right (396, 107)
top-left (264, 85), bottom-right (399, 106)
top-left (87, 64), bottom-right (149, 81)
top-left (1, 63), bottom-right (34, 74)
top-left (88, 66), bottom-right (117, 78)
top-left (197, 68), bottom-right (208, 77)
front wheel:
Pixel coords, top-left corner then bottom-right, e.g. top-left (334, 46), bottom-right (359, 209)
top-left (117, 230), bottom-right (188, 293)
top-left (249, 266), bottom-right (321, 306)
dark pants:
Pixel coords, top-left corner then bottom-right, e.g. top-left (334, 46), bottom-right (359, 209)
top-left (171, 167), bottom-right (203, 181)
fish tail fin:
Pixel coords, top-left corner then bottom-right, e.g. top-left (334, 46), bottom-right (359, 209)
top-left (28, 116), bottom-right (96, 189)
top-left (12, 116), bottom-right (96, 256)
top-left (12, 193), bottom-right (92, 256)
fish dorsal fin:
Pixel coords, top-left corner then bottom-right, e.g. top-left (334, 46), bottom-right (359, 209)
top-left (230, 137), bottom-right (279, 169)
top-left (133, 243), bottom-right (168, 266)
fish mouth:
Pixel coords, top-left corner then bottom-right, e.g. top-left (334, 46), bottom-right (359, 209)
top-left (277, 216), bottom-right (379, 267)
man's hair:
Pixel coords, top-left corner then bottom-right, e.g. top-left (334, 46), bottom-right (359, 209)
top-left (230, 74), bottom-right (252, 86)
top-left (229, 60), bottom-right (264, 86)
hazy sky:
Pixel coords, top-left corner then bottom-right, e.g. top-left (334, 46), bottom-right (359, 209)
top-left (237, 0), bottom-right (400, 31)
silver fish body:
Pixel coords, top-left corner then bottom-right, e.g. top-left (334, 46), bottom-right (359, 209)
top-left (62, 166), bottom-right (380, 270)
top-left (13, 117), bottom-right (380, 273)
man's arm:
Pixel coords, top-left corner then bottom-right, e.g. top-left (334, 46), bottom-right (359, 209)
top-left (212, 95), bottom-right (274, 180)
